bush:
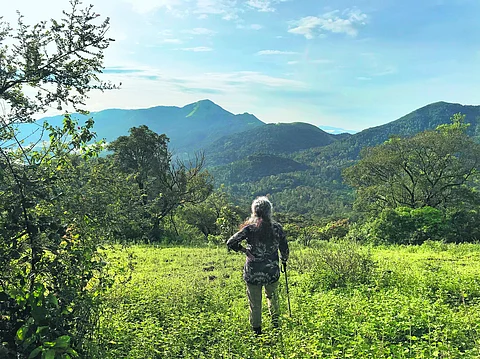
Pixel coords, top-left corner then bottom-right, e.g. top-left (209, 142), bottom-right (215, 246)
top-left (371, 206), bottom-right (446, 245)
top-left (306, 240), bottom-right (377, 290)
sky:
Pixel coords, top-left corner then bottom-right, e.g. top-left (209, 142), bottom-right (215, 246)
top-left (3, 0), bottom-right (480, 131)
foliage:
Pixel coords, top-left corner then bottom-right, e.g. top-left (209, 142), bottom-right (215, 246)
top-left (0, 117), bottom-right (112, 359)
top-left (179, 187), bottom-right (247, 243)
top-left (107, 125), bottom-right (214, 242)
top-left (0, 2), bottom-right (115, 358)
top-left (344, 114), bottom-right (480, 214)
top-left (373, 207), bottom-right (445, 244)
top-left (0, 0), bottom-right (114, 123)
top-left (309, 240), bottom-right (376, 290)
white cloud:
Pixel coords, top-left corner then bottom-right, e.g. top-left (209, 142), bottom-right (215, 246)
top-left (181, 46), bottom-right (213, 51)
top-left (122, 0), bottom-right (182, 14)
top-left (356, 77), bottom-right (371, 81)
top-left (247, 0), bottom-right (275, 12)
top-left (237, 23), bottom-right (263, 30)
top-left (183, 27), bottom-right (217, 36)
top-left (257, 50), bottom-right (299, 55)
top-left (287, 59), bottom-right (332, 65)
top-left (289, 8), bottom-right (368, 39)
top-left (194, 0), bottom-right (239, 20)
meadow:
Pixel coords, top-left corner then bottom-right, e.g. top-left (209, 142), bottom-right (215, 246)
top-left (97, 241), bottom-right (480, 358)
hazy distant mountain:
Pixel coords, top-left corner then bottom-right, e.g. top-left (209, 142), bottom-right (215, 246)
top-left (204, 122), bottom-right (337, 166)
top-left (319, 125), bottom-right (357, 135)
top-left (20, 99), bottom-right (264, 155)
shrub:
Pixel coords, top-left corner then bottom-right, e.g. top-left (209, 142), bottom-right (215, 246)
top-left (306, 240), bottom-right (377, 290)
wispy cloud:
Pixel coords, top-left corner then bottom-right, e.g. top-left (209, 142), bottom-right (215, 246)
top-left (247, 0), bottom-right (275, 12)
top-left (289, 8), bottom-right (368, 39)
top-left (100, 66), bottom-right (306, 91)
top-left (122, 0), bottom-right (182, 14)
top-left (194, 0), bottom-right (239, 20)
top-left (288, 59), bottom-right (332, 65)
top-left (237, 23), bottom-right (263, 30)
top-left (181, 46), bottom-right (213, 51)
top-left (257, 50), bottom-right (299, 55)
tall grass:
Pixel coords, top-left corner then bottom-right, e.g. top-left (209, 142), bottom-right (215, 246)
top-left (97, 242), bottom-right (480, 358)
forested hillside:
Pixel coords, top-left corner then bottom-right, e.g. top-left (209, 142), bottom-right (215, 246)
top-left (205, 122), bottom-right (337, 166)
top-left (209, 102), bottom-right (480, 219)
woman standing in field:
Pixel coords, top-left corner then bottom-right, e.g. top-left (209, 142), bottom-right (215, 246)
top-left (227, 196), bottom-right (289, 335)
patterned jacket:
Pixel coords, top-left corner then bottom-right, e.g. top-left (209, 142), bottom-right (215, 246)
top-left (227, 221), bottom-right (289, 285)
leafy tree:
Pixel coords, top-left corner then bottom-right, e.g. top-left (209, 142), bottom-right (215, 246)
top-left (0, 0), bottom-right (114, 124)
top-left (0, 2), bottom-right (114, 357)
top-left (343, 114), bottom-right (480, 214)
top-left (108, 125), bottom-right (214, 241)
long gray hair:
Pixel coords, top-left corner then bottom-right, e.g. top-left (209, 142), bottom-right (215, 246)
top-left (243, 196), bottom-right (273, 228)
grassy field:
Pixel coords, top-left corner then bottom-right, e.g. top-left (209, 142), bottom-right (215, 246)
top-left (97, 241), bottom-right (480, 358)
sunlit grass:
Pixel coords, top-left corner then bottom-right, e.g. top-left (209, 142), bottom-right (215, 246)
top-left (98, 242), bottom-right (480, 358)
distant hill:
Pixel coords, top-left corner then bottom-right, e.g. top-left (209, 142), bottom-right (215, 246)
top-left (210, 154), bottom-right (310, 183)
top-left (210, 101), bottom-right (480, 218)
top-left (295, 101), bottom-right (480, 165)
top-left (319, 125), bottom-right (357, 135)
top-left (19, 99), bottom-right (264, 155)
top-left (205, 122), bottom-right (337, 166)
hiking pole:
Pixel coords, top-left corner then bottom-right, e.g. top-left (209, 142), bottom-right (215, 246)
top-left (281, 262), bottom-right (292, 317)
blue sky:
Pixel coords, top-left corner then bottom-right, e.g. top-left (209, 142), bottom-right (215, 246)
top-left (5, 0), bottom-right (480, 131)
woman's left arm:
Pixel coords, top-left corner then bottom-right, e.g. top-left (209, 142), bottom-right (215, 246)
top-left (226, 227), bottom-right (249, 253)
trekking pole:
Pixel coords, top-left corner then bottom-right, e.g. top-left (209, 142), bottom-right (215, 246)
top-left (281, 262), bottom-right (292, 317)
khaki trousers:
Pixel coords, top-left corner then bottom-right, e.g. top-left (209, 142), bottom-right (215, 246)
top-left (246, 281), bottom-right (279, 329)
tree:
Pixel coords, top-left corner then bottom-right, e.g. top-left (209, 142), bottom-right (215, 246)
top-left (343, 114), bottom-right (480, 214)
top-left (108, 125), bottom-right (214, 241)
top-left (0, 0), bottom-right (114, 125)
top-left (0, 2), bottom-right (114, 358)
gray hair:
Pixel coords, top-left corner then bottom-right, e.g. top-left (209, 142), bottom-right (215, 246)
top-left (250, 196), bottom-right (272, 222)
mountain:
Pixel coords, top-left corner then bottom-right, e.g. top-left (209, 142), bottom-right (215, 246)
top-left (319, 125), bottom-right (357, 135)
top-left (295, 101), bottom-right (480, 165)
top-left (209, 101), bottom-right (480, 218)
top-left (20, 99), bottom-right (264, 155)
top-left (204, 122), bottom-right (337, 166)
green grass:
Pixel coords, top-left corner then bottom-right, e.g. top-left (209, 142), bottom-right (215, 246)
top-left (97, 242), bottom-right (480, 358)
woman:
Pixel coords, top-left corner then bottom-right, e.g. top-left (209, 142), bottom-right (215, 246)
top-left (227, 196), bottom-right (289, 335)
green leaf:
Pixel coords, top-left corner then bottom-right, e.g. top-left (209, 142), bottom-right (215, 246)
top-left (28, 347), bottom-right (43, 359)
top-left (36, 326), bottom-right (49, 334)
top-left (16, 325), bottom-right (28, 341)
top-left (42, 349), bottom-right (55, 359)
top-left (47, 293), bottom-right (59, 307)
top-left (66, 348), bottom-right (79, 357)
top-left (54, 335), bottom-right (70, 349)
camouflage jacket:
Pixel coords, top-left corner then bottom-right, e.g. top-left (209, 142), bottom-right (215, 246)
top-left (227, 221), bottom-right (289, 285)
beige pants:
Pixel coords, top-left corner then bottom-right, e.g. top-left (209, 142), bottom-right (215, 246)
top-left (246, 281), bottom-right (279, 329)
